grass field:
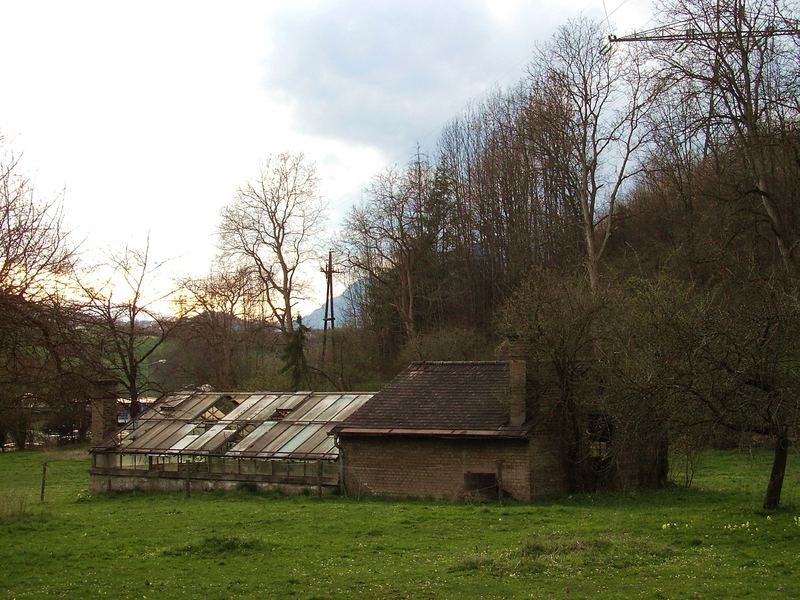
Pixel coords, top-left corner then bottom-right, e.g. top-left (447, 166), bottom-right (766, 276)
top-left (0, 448), bottom-right (798, 599)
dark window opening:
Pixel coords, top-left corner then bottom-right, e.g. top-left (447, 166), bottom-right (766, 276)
top-left (224, 423), bottom-right (256, 450)
top-left (269, 408), bottom-right (293, 421)
top-left (464, 472), bottom-right (498, 499)
top-left (190, 422), bottom-right (210, 436)
top-left (202, 395), bottom-right (237, 421)
top-left (587, 413), bottom-right (613, 473)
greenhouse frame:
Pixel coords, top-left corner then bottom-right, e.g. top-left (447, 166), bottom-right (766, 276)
top-left (90, 389), bottom-right (374, 494)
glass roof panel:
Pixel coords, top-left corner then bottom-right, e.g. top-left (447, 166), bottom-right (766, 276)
top-left (278, 393), bottom-right (310, 410)
top-left (291, 394), bottom-right (341, 421)
top-left (98, 390), bottom-right (374, 458)
top-left (232, 395), bottom-right (273, 420)
top-left (247, 395), bottom-right (287, 420)
top-left (184, 423), bottom-right (228, 451)
top-left (226, 420), bottom-right (277, 453)
top-left (170, 428), bottom-right (202, 451)
top-left (116, 420), bottom-right (162, 449)
top-left (122, 420), bottom-right (183, 450)
top-left (258, 423), bottom-right (305, 455)
top-left (291, 425), bottom-right (335, 456)
top-left (216, 394), bottom-right (266, 422)
top-left (310, 436), bottom-right (337, 457)
top-left (170, 392), bottom-right (220, 419)
top-left (315, 394), bottom-right (358, 421)
top-left (274, 423), bottom-right (323, 455)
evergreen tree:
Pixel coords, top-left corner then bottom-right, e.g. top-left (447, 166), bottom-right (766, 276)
top-left (280, 316), bottom-right (310, 390)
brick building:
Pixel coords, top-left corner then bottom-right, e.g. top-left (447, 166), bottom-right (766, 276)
top-left (333, 358), bottom-right (667, 501)
top-left (90, 354), bottom-right (666, 500)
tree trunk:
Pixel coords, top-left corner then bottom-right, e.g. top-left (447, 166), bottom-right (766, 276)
top-left (755, 170), bottom-right (794, 279)
top-left (11, 418), bottom-right (28, 450)
top-left (763, 430), bottom-right (789, 510)
top-left (129, 392), bottom-right (141, 421)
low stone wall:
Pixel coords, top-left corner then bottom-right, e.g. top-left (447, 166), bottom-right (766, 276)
top-left (90, 467), bottom-right (339, 496)
top-left (89, 453), bottom-right (340, 496)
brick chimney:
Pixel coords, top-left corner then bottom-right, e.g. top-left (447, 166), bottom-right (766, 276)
top-left (507, 337), bottom-right (529, 427)
top-left (509, 359), bottom-right (527, 426)
top-left (90, 379), bottom-right (119, 445)
top-left (495, 337), bottom-right (530, 426)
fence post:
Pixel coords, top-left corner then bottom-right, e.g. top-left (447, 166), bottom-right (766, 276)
top-left (495, 460), bottom-right (504, 506)
top-left (40, 462), bottom-right (48, 502)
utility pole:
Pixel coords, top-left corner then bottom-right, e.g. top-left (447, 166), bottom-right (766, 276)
top-left (607, 1), bottom-right (799, 158)
top-left (608, 2), bottom-right (799, 46)
top-left (320, 251), bottom-right (341, 366)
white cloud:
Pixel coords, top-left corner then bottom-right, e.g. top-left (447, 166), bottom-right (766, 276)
top-left (0, 0), bottom-right (652, 313)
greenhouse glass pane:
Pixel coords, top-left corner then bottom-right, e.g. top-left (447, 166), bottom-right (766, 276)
top-left (275, 424), bottom-right (323, 454)
top-left (227, 420), bottom-right (277, 453)
top-left (293, 395), bottom-right (340, 421)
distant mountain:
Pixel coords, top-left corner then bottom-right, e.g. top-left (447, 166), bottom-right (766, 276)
top-left (302, 281), bottom-right (363, 329)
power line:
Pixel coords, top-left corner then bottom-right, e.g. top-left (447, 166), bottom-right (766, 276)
top-left (606, 0), bottom-right (635, 21)
top-left (602, 0), bottom-right (612, 32)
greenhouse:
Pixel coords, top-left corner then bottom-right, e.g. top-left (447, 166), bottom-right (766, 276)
top-left (90, 389), bottom-right (374, 494)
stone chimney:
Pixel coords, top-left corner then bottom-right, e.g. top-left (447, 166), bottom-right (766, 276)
top-left (90, 379), bottom-right (119, 445)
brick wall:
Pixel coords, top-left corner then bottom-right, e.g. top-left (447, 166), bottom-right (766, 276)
top-left (90, 379), bottom-right (119, 444)
top-left (528, 432), bottom-right (569, 497)
top-left (527, 362), bottom-right (570, 497)
top-left (90, 398), bottom-right (118, 444)
top-left (341, 436), bottom-right (532, 501)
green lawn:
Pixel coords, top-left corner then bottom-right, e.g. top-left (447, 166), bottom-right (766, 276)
top-left (0, 448), bottom-right (798, 599)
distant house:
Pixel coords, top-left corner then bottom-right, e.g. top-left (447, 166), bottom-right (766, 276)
top-left (332, 356), bottom-right (667, 501)
top-left (90, 350), bottom-right (666, 499)
top-left (115, 397), bottom-right (156, 425)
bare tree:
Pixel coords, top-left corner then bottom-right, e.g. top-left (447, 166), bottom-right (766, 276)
top-left (0, 146), bottom-right (73, 299)
top-left (0, 140), bottom-right (75, 448)
top-left (180, 262), bottom-right (264, 389)
top-left (638, 0), bottom-right (800, 508)
top-left (77, 239), bottom-right (184, 419)
top-left (611, 276), bottom-right (800, 509)
top-left (650, 0), bottom-right (800, 277)
top-left (343, 167), bottom-right (421, 339)
top-left (219, 153), bottom-right (326, 333)
top-left (531, 18), bottom-right (655, 292)
top-left (340, 154), bottom-right (448, 340)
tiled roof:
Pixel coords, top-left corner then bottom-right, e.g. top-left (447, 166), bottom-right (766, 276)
top-left (336, 361), bottom-right (526, 437)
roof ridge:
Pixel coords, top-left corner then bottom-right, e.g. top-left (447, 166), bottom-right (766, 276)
top-left (163, 390), bottom-right (375, 396)
top-left (409, 360), bottom-right (510, 365)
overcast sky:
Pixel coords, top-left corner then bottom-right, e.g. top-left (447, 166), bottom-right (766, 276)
top-left (0, 0), bottom-right (650, 310)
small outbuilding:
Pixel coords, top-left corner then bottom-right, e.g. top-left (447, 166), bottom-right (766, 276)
top-left (332, 357), bottom-right (667, 501)
top-left (90, 352), bottom-right (666, 499)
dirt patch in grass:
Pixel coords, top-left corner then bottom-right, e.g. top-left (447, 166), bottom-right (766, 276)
top-left (449, 554), bottom-right (505, 576)
top-left (162, 535), bottom-right (272, 557)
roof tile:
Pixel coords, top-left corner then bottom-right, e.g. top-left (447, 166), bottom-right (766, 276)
top-left (340, 361), bottom-right (513, 431)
